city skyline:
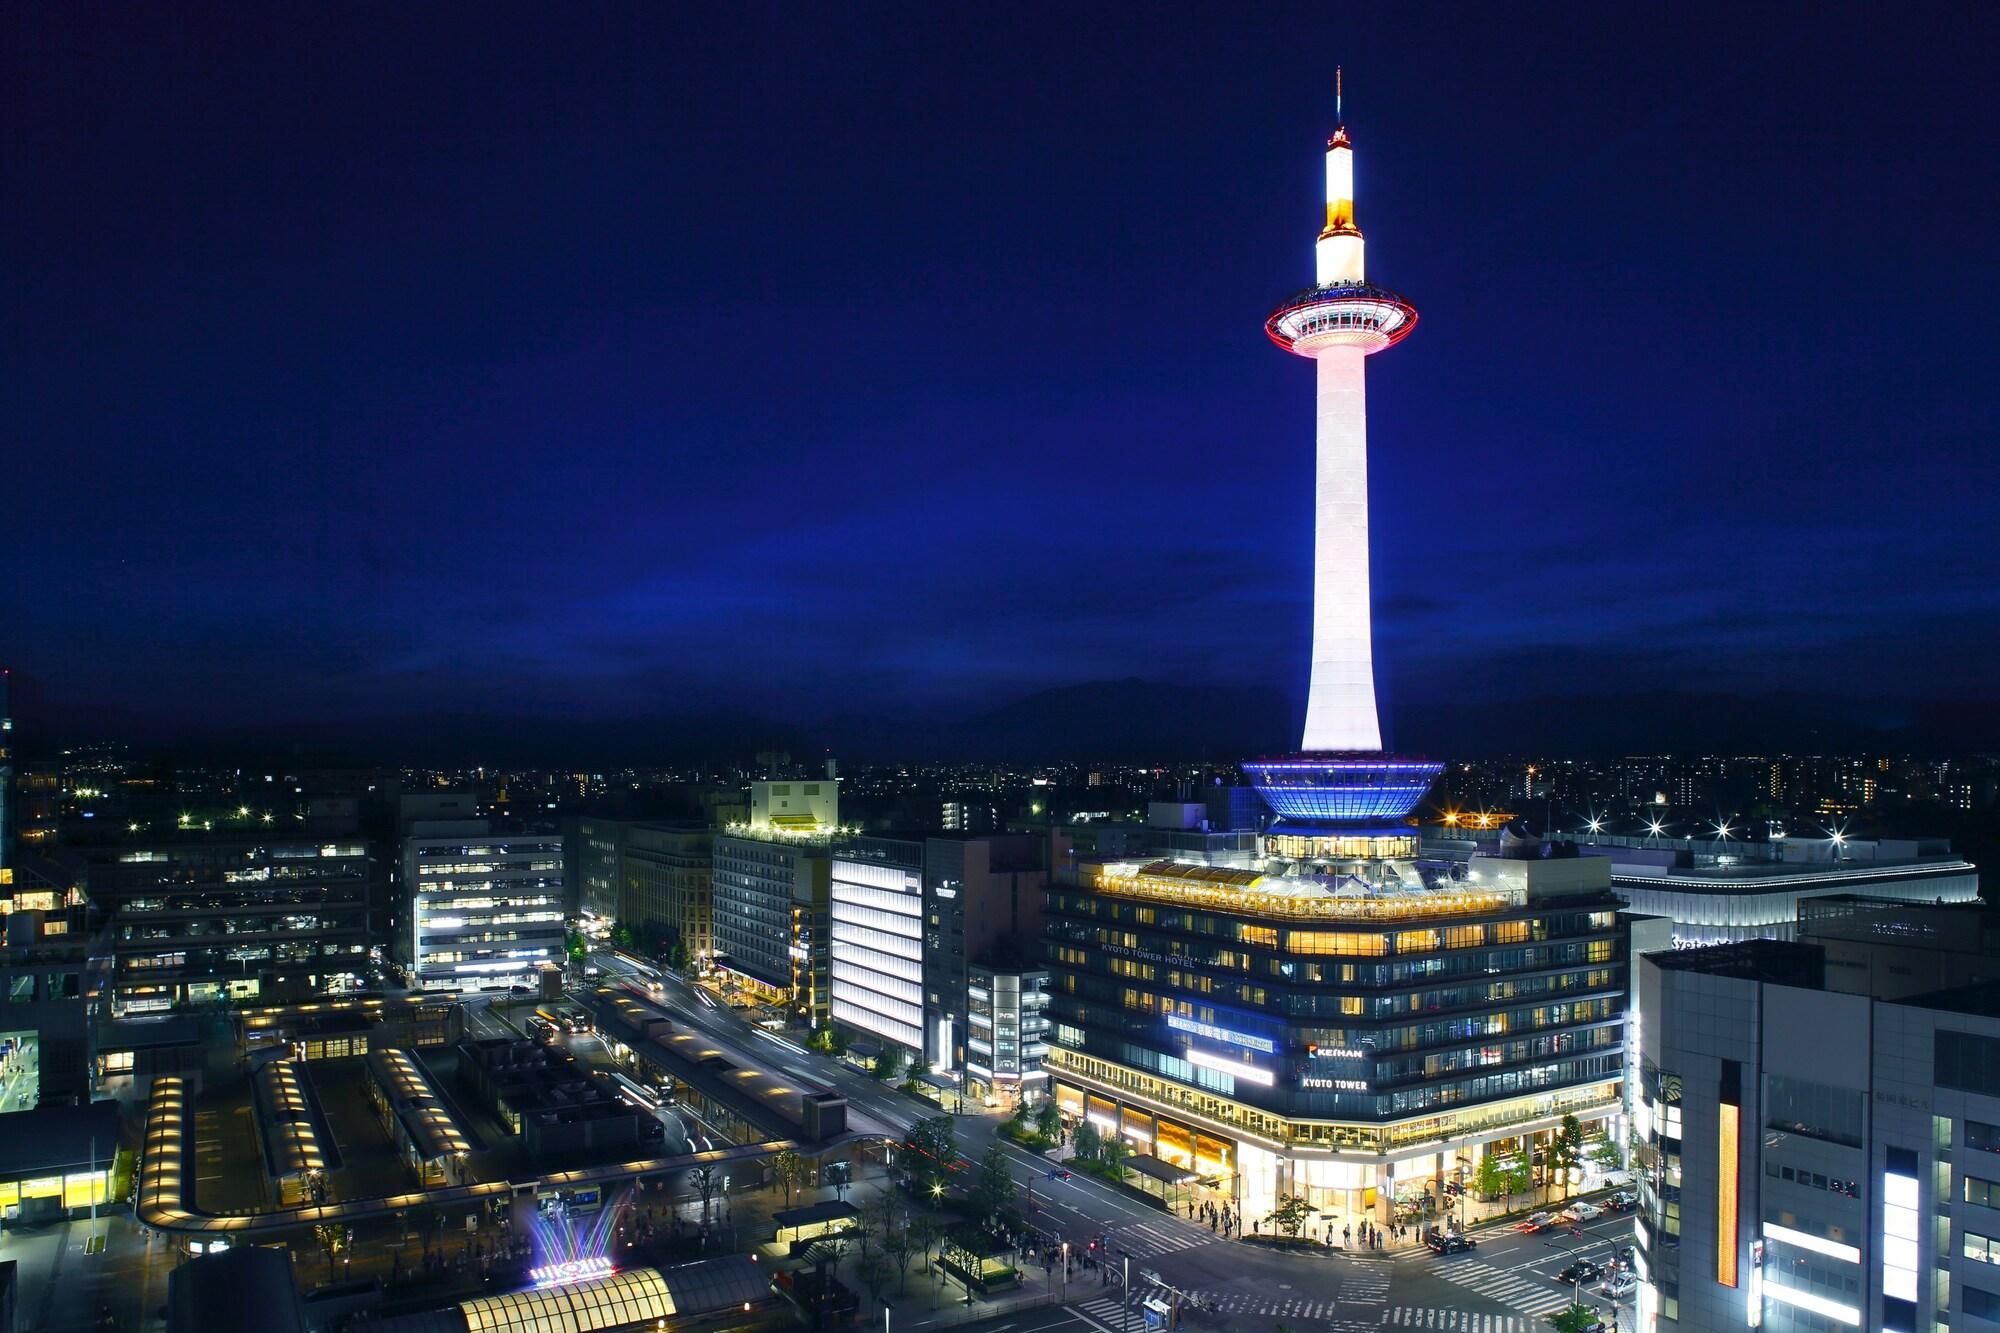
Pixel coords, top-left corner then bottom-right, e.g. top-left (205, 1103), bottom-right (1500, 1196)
top-left (7, 8), bottom-right (1996, 752)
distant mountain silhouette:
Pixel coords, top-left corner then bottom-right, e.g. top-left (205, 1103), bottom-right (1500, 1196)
top-left (944, 678), bottom-right (1293, 762)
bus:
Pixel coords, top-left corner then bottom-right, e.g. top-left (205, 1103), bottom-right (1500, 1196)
top-left (526, 1015), bottom-right (557, 1044)
top-left (609, 1071), bottom-right (660, 1111)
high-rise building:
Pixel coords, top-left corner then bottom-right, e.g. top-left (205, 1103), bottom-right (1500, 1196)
top-left (923, 833), bottom-right (1045, 1070)
top-left (84, 834), bottom-right (370, 1015)
top-left (1633, 916), bottom-right (2000, 1332)
top-left (711, 832), bottom-right (832, 1021)
top-left (967, 950), bottom-right (1052, 1106)
top-left (574, 817), bottom-right (627, 924)
top-left (828, 836), bottom-right (927, 1055)
top-left (399, 825), bottom-right (565, 992)
top-left (620, 823), bottom-right (713, 963)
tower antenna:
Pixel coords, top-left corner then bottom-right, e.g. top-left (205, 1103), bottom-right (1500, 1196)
top-left (1336, 66), bottom-right (1343, 124)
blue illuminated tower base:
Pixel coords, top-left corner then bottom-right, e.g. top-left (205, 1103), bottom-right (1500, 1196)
top-left (1242, 753), bottom-right (1442, 825)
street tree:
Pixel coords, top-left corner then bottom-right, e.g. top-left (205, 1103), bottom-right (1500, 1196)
top-left (1100, 1132), bottom-right (1132, 1179)
top-left (313, 1223), bottom-right (350, 1283)
top-left (874, 1047), bottom-right (906, 1081)
top-left (1033, 1099), bottom-right (1061, 1141)
top-left (1270, 1193), bottom-right (1311, 1240)
top-left (689, 1164), bottom-right (719, 1230)
top-left (771, 1149), bottom-right (808, 1207)
top-left (1547, 1115), bottom-right (1586, 1201)
top-left (1547, 1302), bottom-right (1601, 1333)
top-left (1071, 1121), bottom-right (1101, 1162)
top-left (970, 1142), bottom-right (1016, 1219)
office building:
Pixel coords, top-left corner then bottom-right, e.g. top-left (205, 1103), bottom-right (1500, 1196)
top-left (1424, 829), bottom-right (1978, 945)
top-left (829, 836), bottom-right (926, 1055)
top-left (711, 781), bottom-right (840, 1021)
top-left (967, 949), bottom-right (1051, 1105)
top-left (573, 817), bottom-right (626, 923)
top-left (620, 822), bottom-right (714, 963)
top-left (0, 888), bottom-right (98, 1115)
top-left (1045, 838), bottom-right (1632, 1220)
top-left (712, 832), bottom-right (832, 1019)
top-left (923, 833), bottom-right (1045, 1070)
top-left (1634, 920), bottom-right (2000, 1332)
top-left (400, 825), bottom-right (565, 992)
top-left (85, 834), bottom-right (369, 1015)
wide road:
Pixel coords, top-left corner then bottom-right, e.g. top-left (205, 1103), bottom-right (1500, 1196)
top-left (581, 953), bottom-right (1641, 1330)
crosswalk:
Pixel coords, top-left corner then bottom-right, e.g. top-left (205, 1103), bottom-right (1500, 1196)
top-left (1380, 1310), bottom-right (1534, 1330)
top-left (1105, 1219), bottom-right (1217, 1259)
top-left (1073, 1294), bottom-right (1133, 1325)
top-left (1428, 1258), bottom-right (1575, 1318)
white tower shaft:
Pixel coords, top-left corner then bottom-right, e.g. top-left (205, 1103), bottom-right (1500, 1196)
top-left (1301, 125), bottom-right (1380, 753)
top-left (1303, 344), bottom-right (1382, 752)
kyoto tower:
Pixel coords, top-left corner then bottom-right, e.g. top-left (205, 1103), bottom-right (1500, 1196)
top-left (1244, 79), bottom-right (1443, 826)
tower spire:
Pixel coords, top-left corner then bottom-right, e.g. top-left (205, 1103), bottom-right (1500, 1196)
top-left (1336, 65), bottom-right (1342, 126)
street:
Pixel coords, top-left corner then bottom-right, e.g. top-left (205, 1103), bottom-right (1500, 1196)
top-left (583, 952), bottom-right (1639, 1332)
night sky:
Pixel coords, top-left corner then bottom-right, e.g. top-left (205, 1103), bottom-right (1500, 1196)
top-left (5, 5), bottom-right (1994, 758)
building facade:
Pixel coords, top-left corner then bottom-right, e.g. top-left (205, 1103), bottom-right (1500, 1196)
top-left (711, 832), bottom-right (831, 1021)
top-left (574, 818), bottom-right (627, 924)
top-left (828, 837), bottom-right (926, 1055)
top-left (923, 833), bottom-right (1044, 1070)
top-left (86, 836), bottom-right (370, 1015)
top-left (1044, 846), bottom-right (1629, 1220)
top-left (1424, 829), bottom-right (1979, 946)
top-left (1638, 935), bottom-right (2000, 1332)
top-left (400, 830), bottom-right (565, 992)
top-left (621, 823), bottom-right (714, 963)
top-left (967, 953), bottom-right (1051, 1105)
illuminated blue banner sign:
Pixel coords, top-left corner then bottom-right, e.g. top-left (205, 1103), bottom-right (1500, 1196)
top-left (1166, 1014), bottom-right (1275, 1054)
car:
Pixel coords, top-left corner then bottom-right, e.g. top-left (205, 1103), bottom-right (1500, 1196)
top-left (1606, 1191), bottom-right (1638, 1212)
top-left (1516, 1211), bottom-right (1554, 1232)
top-left (1557, 1260), bottom-right (1602, 1285)
top-left (1601, 1274), bottom-right (1638, 1300)
top-left (1047, 1167), bottom-right (1072, 1180)
top-left (1427, 1233), bottom-right (1476, 1254)
top-left (1566, 1201), bottom-right (1604, 1221)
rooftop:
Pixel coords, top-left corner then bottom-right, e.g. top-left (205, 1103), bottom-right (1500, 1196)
top-left (1648, 938), bottom-right (1826, 988)
top-left (1085, 858), bottom-right (1522, 922)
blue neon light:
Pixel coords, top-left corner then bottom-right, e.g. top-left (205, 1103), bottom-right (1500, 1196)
top-left (1243, 757), bottom-right (1443, 823)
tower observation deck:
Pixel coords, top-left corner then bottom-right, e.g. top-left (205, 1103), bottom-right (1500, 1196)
top-left (1244, 96), bottom-right (1441, 826)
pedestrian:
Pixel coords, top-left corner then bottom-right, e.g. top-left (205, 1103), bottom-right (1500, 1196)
top-left (1343, 1224), bottom-right (1351, 1247)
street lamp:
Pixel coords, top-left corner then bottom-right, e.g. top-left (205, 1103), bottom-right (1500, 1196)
top-left (1060, 1240), bottom-right (1069, 1301)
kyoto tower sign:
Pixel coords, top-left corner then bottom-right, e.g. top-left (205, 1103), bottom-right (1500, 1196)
top-left (1244, 78), bottom-right (1443, 826)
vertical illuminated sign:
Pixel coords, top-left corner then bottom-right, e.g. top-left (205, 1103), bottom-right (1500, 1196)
top-left (1883, 1144), bottom-right (1921, 1331)
top-left (1718, 1059), bottom-right (1741, 1289)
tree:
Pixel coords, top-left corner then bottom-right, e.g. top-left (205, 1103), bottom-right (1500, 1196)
top-left (772, 1149), bottom-right (807, 1207)
top-left (312, 1223), bottom-right (350, 1282)
top-left (1587, 1127), bottom-right (1621, 1173)
top-left (1071, 1121), bottom-right (1101, 1162)
top-left (1474, 1152), bottom-right (1508, 1203)
top-left (1547, 1115), bottom-right (1586, 1201)
top-left (909, 1214), bottom-right (946, 1298)
top-left (1546, 1302), bottom-right (1602, 1333)
top-left (970, 1143), bottom-right (1017, 1219)
top-left (563, 928), bottom-right (588, 964)
top-left (904, 1116), bottom-right (958, 1196)
top-left (610, 920), bottom-right (636, 950)
top-left (1100, 1133), bottom-right (1132, 1179)
top-left (1270, 1193), bottom-right (1311, 1240)
top-left (689, 1165), bottom-right (719, 1230)
top-left (874, 1047), bottom-right (907, 1081)
top-left (665, 938), bottom-right (690, 970)
top-left (887, 1207), bottom-right (928, 1293)
top-left (1033, 1099), bottom-right (1062, 1141)
top-left (1506, 1157), bottom-right (1534, 1205)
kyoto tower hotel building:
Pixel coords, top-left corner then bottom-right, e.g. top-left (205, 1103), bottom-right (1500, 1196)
top-left (1041, 99), bottom-right (1630, 1222)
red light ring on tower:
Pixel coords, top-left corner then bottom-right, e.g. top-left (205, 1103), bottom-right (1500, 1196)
top-left (1265, 282), bottom-right (1418, 355)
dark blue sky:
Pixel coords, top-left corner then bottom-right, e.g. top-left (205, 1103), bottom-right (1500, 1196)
top-left (5, 5), bottom-right (1995, 755)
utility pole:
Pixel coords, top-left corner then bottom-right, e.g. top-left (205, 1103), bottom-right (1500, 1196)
top-left (1123, 1255), bottom-right (1130, 1333)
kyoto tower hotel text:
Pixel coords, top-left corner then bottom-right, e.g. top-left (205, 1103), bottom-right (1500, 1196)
top-left (1040, 91), bottom-right (1631, 1225)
